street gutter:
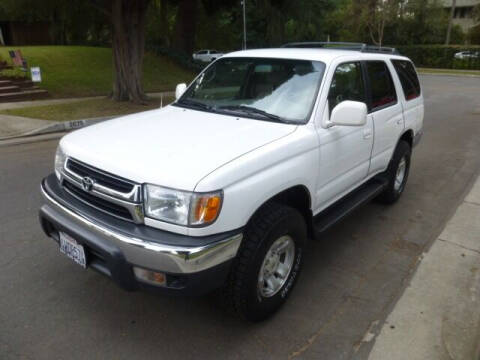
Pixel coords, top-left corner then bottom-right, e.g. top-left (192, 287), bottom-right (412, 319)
top-left (0, 116), bottom-right (115, 142)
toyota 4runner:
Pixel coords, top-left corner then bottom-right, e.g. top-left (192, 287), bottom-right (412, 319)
top-left (39, 43), bottom-right (423, 321)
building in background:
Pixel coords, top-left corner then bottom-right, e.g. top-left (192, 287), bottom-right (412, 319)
top-left (442, 0), bottom-right (480, 33)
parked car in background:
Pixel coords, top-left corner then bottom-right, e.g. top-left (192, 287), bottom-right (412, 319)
top-left (454, 51), bottom-right (480, 60)
top-left (193, 49), bottom-right (223, 62)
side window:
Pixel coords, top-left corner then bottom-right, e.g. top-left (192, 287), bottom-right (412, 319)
top-left (366, 61), bottom-right (397, 110)
top-left (392, 60), bottom-right (421, 101)
top-left (327, 62), bottom-right (366, 114)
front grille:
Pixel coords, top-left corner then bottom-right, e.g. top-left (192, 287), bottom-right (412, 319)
top-left (66, 159), bottom-right (134, 193)
top-left (63, 180), bottom-right (133, 221)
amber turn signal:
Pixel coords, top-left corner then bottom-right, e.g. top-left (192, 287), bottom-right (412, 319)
top-left (191, 195), bottom-right (222, 225)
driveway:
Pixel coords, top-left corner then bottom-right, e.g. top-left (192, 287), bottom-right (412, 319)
top-left (1, 75), bottom-right (479, 359)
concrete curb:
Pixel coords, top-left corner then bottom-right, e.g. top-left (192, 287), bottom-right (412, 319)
top-left (0, 115), bottom-right (116, 141)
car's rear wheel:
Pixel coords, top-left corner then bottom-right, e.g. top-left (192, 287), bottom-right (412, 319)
top-left (223, 203), bottom-right (307, 322)
top-left (377, 140), bottom-right (411, 204)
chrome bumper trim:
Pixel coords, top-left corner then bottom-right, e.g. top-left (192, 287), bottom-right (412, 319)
top-left (41, 183), bottom-right (242, 274)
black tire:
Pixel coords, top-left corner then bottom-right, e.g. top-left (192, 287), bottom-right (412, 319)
top-left (223, 203), bottom-right (307, 322)
top-left (377, 140), bottom-right (411, 204)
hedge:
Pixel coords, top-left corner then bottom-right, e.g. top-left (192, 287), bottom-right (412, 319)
top-left (148, 44), bottom-right (480, 71)
top-left (395, 45), bottom-right (480, 70)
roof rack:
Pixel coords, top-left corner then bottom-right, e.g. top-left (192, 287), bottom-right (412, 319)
top-left (281, 42), bottom-right (399, 55)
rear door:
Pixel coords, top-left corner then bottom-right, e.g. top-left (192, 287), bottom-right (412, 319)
top-left (365, 60), bottom-right (404, 174)
top-left (391, 59), bottom-right (423, 137)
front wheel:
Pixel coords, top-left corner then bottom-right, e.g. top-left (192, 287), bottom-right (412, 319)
top-left (377, 140), bottom-right (411, 204)
top-left (223, 203), bottom-right (307, 322)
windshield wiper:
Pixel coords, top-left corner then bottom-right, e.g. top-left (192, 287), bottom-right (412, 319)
top-left (177, 98), bottom-right (212, 110)
top-left (217, 105), bottom-right (290, 123)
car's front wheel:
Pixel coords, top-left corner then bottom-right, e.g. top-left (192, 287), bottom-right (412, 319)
top-left (223, 203), bottom-right (307, 322)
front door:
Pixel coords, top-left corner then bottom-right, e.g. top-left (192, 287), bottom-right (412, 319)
top-left (314, 61), bottom-right (374, 213)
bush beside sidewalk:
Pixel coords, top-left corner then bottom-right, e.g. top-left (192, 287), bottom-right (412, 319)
top-left (368, 175), bottom-right (480, 360)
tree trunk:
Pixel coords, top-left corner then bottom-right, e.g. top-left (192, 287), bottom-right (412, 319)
top-left (111, 0), bottom-right (150, 103)
top-left (445, 0), bottom-right (456, 45)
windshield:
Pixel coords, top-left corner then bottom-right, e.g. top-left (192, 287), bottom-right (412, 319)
top-left (176, 57), bottom-right (326, 124)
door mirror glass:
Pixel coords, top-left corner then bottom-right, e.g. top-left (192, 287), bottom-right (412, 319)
top-left (175, 83), bottom-right (187, 100)
top-left (329, 100), bottom-right (367, 127)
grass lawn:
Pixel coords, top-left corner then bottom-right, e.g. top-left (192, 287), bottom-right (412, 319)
top-left (0, 96), bottom-right (175, 121)
top-left (0, 46), bottom-right (195, 98)
top-left (417, 67), bottom-right (480, 76)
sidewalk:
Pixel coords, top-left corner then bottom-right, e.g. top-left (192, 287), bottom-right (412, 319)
top-left (0, 114), bottom-right (56, 138)
top-left (369, 175), bottom-right (480, 360)
top-left (0, 91), bottom-right (173, 140)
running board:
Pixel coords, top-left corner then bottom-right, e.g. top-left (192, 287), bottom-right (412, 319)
top-left (313, 179), bottom-right (388, 235)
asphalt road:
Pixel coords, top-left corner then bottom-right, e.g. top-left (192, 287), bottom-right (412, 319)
top-left (1, 75), bottom-right (480, 360)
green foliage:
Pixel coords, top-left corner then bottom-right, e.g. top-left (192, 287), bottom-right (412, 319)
top-left (0, 68), bottom-right (28, 79)
top-left (1, 0), bottom-right (476, 74)
top-left (397, 45), bottom-right (480, 69)
top-left (469, 25), bottom-right (480, 45)
top-left (0, 0), bottom-right (110, 45)
top-left (0, 46), bottom-right (194, 97)
top-left (323, 0), bottom-right (466, 46)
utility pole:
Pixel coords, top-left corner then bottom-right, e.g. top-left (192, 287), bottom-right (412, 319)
top-left (241, 0), bottom-right (247, 49)
top-left (445, 0), bottom-right (457, 45)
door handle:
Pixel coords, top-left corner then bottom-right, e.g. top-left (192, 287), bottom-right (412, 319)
top-left (363, 129), bottom-right (372, 139)
top-left (396, 118), bottom-right (403, 125)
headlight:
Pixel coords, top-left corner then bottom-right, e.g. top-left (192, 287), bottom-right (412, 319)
top-left (54, 145), bottom-right (67, 180)
top-left (144, 184), bottom-right (222, 226)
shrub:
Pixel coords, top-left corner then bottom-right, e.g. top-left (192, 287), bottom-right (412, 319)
top-left (396, 45), bottom-right (480, 69)
top-left (0, 68), bottom-right (28, 79)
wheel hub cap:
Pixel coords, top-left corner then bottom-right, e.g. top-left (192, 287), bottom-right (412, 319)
top-left (257, 235), bottom-right (295, 298)
top-left (394, 157), bottom-right (407, 192)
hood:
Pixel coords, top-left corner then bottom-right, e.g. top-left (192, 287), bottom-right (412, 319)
top-left (61, 105), bottom-right (297, 191)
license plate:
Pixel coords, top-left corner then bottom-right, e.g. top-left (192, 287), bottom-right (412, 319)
top-left (59, 232), bottom-right (87, 268)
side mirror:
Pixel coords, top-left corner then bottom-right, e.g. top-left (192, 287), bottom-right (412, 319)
top-left (328, 101), bottom-right (367, 127)
top-left (175, 83), bottom-right (187, 100)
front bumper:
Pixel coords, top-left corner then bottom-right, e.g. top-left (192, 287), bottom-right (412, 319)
top-left (39, 174), bottom-right (243, 295)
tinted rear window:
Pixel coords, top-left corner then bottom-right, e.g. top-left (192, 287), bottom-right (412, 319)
top-left (392, 60), bottom-right (421, 100)
top-left (366, 61), bottom-right (397, 110)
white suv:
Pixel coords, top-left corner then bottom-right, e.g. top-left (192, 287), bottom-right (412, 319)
top-left (39, 44), bottom-right (423, 321)
top-left (192, 49), bottom-right (223, 62)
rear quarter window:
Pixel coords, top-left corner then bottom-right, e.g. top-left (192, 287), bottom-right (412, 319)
top-left (392, 60), bottom-right (421, 101)
top-left (366, 61), bottom-right (397, 111)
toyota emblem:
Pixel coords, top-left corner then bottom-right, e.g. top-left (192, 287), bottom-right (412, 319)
top-left (81, 177), bottom-right (95, 192)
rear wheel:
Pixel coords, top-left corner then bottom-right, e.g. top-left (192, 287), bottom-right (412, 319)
top-left (223, 203), bottom-right (307, 322)
top-left (377, 140), bottom-right (411, 204)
